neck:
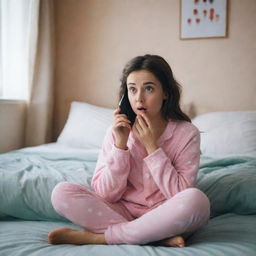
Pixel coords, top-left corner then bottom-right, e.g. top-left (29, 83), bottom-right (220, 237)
top-left (150, 114), bottom-right (168, 127)
top-left (150, 114), bottom-right (168, 140)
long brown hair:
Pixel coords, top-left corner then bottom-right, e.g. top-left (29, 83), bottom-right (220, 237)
top-left (119, 54), bottom-right (191, 122)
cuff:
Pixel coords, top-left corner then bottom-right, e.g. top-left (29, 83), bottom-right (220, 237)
top-left (113, 144), bottom-right (129, 152)
top-left (104, 145), bottom-right (130, 174)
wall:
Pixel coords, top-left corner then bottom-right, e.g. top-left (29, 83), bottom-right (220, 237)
top-left (0, 100), bottom-right (26, 153)
top-left (53, 0), bottom-right (256, 139)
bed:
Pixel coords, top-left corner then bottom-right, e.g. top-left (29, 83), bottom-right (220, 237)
top-left (0, 101), bottom-right (256, 256)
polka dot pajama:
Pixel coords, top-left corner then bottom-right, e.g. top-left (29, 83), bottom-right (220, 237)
top-left (51, 182), bottom-right (210, 245)
top-left (51, 120), bottom-right (210, 245)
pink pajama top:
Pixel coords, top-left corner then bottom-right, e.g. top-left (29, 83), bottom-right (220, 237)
top-left (91, 119), bottom-right (200, 218)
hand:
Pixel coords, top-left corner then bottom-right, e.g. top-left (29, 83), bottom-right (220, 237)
top-left (112, 108), bottom-right (131, 150)
top-left (132, 113), bottom-right (158, 154)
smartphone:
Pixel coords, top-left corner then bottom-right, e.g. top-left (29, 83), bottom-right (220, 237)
top-left (118, 91), bottom-right (136, 125)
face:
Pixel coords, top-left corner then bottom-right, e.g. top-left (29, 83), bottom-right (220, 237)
top-left (126, 69), bottom-right (167, 120)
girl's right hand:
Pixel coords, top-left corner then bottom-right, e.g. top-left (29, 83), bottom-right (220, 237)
top-left (112, 108), bottom-right (131, 150)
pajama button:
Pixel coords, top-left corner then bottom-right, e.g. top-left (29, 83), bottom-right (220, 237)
top-left (148, 200), bottom-right (154, 207)
top-left (145, 173), bottom-right (150, 179)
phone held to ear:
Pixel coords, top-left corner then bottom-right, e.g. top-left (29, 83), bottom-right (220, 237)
top-left (119, 91), bottom-right (136, 125)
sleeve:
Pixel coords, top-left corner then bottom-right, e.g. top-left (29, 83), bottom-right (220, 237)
top-left (91, 126), bottom-right (131, 202)
top-left (143, 125), bottom-right (200, 199)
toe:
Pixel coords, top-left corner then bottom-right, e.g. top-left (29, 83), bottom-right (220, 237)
top-left (175, 236), bottom-right (185, 248)
top-left (48, 231), bottom-right (56, 244)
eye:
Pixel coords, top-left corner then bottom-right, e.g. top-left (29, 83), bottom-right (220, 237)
top-left (146, 86), bottom-right (153, 92)
top-left (129, 87), bottom-right (137, 93)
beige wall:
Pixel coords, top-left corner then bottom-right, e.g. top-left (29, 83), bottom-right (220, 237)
top-left (53, 0), bottom-right (256, 139)
top-left (0, 100), bottom-right (26, 153)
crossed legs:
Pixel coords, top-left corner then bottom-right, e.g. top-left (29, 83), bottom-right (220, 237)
top-left (48, 182), bottom-right (210, 247)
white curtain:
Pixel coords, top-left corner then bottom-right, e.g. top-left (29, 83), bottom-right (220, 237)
top-left (25, 0), bottom-right (55, 146)
top-left (0, 0), bottom-right (54, 147)
top-left (0, 0), bottom-right (39, 99)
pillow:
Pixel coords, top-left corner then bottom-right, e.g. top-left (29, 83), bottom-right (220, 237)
top-left (57, 101), bottom-right (114, 149)
top-left (192, 111), bottom-right (256, 158)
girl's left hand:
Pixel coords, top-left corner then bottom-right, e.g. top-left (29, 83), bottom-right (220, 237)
top-left (132, 113), bottom-right (158, 154)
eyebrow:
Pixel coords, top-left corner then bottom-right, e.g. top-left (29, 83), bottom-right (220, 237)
top-left (127, 82), bottom-right (156, 86)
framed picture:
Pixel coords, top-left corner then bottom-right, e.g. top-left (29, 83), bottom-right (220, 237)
top-left (180, 0), bottom-right (228, 39)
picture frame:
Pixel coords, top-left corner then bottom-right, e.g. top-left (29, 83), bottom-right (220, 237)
top-left (180, 0), bottom-right (228, 40)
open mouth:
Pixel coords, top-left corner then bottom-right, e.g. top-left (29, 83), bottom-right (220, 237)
top-left (137, 107), bottom-right (147, 112)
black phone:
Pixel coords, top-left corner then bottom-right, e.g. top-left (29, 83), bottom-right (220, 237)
top-left (119, 91), bottom-right (136, 125)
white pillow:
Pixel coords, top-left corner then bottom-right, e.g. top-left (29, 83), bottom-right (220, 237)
top-left (57, 101), bottom-right (114, 149)
top-left (192, 111), bottom-right (256, 158)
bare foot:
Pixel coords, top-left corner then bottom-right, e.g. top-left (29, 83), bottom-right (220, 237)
top-left (151, 236), bottom-right (185, 248)
top-left (48, 227), bottom-right (106, 245)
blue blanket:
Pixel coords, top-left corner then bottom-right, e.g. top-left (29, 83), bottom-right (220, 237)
top-left (0, 150), bottom-right (256, 220)
top-left (0, 150), bottom-right (256, 256)
top-left (0, 151), bottom-right (97, 221)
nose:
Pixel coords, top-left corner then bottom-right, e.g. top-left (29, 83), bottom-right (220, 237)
top-left (136, 90), bottom-right (144, 102)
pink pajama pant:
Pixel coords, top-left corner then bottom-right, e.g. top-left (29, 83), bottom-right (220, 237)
top-left (51, 182), bottom-right (210, 245)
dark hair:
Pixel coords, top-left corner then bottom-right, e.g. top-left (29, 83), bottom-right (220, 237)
top-left (119, 54), bottom-right (191, 122)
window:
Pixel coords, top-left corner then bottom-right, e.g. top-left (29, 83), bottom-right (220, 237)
top-left (0, 0), bottom-right (33, 100)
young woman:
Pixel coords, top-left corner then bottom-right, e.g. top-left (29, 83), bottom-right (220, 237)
top-left (48, 54), bottom-right (210, 247)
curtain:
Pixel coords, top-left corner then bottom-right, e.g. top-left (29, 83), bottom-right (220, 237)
top-left (25, 0), bottom-right (55, 146)
top-left (0, 0), bottom-right (40, 99)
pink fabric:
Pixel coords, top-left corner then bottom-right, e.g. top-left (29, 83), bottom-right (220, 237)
top-left (92, 119), bottom-right (201, 217)
top-left (51, 182), bottom-right (134, 233)
top-left (51, 183), bottom-right (210, 245)
top-left (51, 120), bottom-right (211, 244)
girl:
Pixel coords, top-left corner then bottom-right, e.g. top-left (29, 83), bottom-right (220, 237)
top-left (48, 54), bottom-right (210, 247)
